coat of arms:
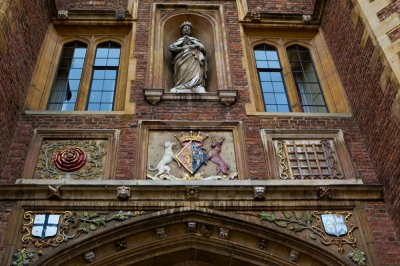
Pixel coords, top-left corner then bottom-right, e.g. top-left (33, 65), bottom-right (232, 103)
top-left (147, 132), bottom-right (237, 180)
top-left (321, 214), bottom-right (348, 237)
top-left (32, 214), bottom-right (61, 239)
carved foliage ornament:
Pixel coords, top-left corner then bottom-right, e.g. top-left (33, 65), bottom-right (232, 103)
top-left (35, 140), bottom-right (107, 179)
top-left (259, 211), bottom-right (366, 265)
top-left (20, 210), bottom-right (145, 259)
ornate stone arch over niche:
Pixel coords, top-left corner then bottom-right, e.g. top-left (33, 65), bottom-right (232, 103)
top-left (29, 207), bottom-right (363, 266)
top-left (144, 3), bottom-right (237, 105)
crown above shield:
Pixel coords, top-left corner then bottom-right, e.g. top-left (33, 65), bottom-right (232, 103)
top-left (175, 131), bottom-right (208, 144)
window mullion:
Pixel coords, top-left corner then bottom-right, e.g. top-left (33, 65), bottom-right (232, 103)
top-left (75, 41), bottom-right (96, 111)
top-left (279, 45), bottom-right (302, 112)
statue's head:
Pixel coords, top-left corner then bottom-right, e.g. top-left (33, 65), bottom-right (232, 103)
top-left (180, 21), bottom-right (193, 36)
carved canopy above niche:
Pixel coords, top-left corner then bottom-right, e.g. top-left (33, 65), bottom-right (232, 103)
top-left (144, 3), bottom-right (237, 105)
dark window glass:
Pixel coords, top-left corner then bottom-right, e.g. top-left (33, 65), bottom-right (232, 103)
top-left (87, 41), bottom-right (120, 111)
top-left (254, 44), bottom-right (290, 112)
top-left (287, 45), bottom-right (328, 113)
top-left (47, 41), bottom-right (87, 111)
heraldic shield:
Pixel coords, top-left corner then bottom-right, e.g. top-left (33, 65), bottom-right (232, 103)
top-left (176, 140), bottom-right (208, 174)
top-left (321, 214), bottom-right (348, 237)
top-left (32, 214), bottom-right (60, 240)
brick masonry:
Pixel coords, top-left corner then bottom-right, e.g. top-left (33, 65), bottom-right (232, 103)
top-left (322, 0), bottom-right (400, 264)
top-left (247, 0), bottom-right (316, 14)
top-left (0, 0), bottom-right (49, 179)
top-left (0, 0), bottom-right (399, 264)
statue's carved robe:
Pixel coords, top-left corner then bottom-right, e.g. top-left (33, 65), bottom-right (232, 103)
top-left (169, 36), bottom-right (207, 93)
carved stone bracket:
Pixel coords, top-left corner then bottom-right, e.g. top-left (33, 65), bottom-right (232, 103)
top-left (143, 88), bottom-right (238, 106)
top-left (253, 186), bottom-right (266, 201)
top-left (115, 9), bottom-right (125, 20)
top-left (57, 10), bottom-right (68, 20)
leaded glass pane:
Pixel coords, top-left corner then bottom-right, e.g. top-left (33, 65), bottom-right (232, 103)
top-left (47, 41), bottom-right (87, 111)
top-left (287, 45), bottom-right (328, 113)
top-left (87, 41), bottom-right (121, 111)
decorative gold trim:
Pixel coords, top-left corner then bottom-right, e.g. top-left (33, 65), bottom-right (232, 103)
top-left (21, 211), bottom-right (72, 255)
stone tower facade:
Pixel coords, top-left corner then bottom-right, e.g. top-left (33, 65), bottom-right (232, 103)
top-left (0, 0), bottom-right (399, 265)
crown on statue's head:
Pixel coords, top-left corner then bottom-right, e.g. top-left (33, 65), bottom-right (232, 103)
top-left (175, 131), bottom-right (208, 144)
top-left (180, 21), bottom-right (193, 29)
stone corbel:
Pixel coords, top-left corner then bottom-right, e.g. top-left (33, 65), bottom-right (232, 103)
top-left (144, 88), bottom-right (164, 105)
top-left (218, 90), bottom-right (238, 106)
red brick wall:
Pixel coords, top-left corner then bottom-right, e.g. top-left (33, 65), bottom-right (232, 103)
top-left (0, 0), bottom-right (49, 177)
top-left (321, 0), bottom-right (400, 262)
top-left (55, 0), bottom-right (128, 10)
top-left (247, 0), bottom-right (315, 14)
top-left (0, 202), bottom-right (16, 263)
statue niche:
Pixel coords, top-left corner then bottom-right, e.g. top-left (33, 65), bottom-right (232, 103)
top-left (169, 21), bottom-right (207, 93)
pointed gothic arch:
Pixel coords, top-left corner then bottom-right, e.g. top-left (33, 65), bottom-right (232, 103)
top-left (35, 207), bottom-right (347, 265)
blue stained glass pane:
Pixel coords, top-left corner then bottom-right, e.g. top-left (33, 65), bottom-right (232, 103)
top-left (278, 105), bottom-right (290, 112)
top-left (94, 58), bottom-right (107, 66)
top-left (100, 104), bottom-right (113, 111)
top-left (270, 72), bottom-right (282, 81)
top-left (96, 48), bottom-right (108, 58)
top-left (89, 91), bottom-right (101, 102)
top-left (268, 61), bottom-right (280, 69)
top-left (266, 51), bottom-right (278, 60)
top-left (266, 105), bottom-right (278, 112)
top-left (108, 48), bottom-right (120, 58)
top-left (74, 48), bottom-right (87, 58)
top-left (91, 80), bottom-right (103, 91)
top-left (71, 59), bottom-right (84, 68)
top-left (107, 59), bottom-right (119, 67)
top-left (261, 82), bottom-right (273, 93)
top-left (105, 70), bottom-right (117, 79)
top-left (93, 70), bottom-right (105, 79)
top-left (256, 61), bottom-right (268, 68)
top-left (254, 50), bottom-right (266, 61)
top-left (63, 103), bottom-right (75, 111)
top-left (275, 93), bottom-right (288, 104)
top-left (87, 103), bottom-right (100, 111)
top-left (259, 72), bottom-right (271, 81)
top-left (272, 82), bottom-right (284, 92)
top-left (101, 92), bottom-right (114, 102)
top-left (103, 80), bottom-right (116, 91)
top-left (264, 93), bottom-right (276, 104)
top-left (68, 69), bottom-right (82, 79)
top-left (68, 90), bottom-right (77, 102)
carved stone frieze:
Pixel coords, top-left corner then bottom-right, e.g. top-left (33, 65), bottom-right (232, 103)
top-left (83, 251), bottom-right (96, 263)
top-left (155, 227), bottom-right (167, 239)
top-left (115, 9), bottom-right (125, 20)
top-left (185, 186), bottom-right (199, 199)
top-left (219, 227), bottom-right (229, 239)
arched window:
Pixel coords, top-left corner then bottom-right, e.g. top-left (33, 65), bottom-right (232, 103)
top-left (287, 45), bottom-right (327, 113)
top-left (47, 41), bottom-right (87, 111)
top-left (87, 41), bottom-right (121, 111)
top-left (254, 44), bottom-right (290, 112)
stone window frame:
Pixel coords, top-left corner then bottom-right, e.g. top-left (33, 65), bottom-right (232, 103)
top-left (25, 24), bottom-right (134, 113)
top-left (243, 27), bottom-right (350, 115)
top-left (136, 121), bottom-right (249, 180)
top-left (22, 129), bottom-right (120, 180)
top-left (261, 129), bottom-right (356, 180)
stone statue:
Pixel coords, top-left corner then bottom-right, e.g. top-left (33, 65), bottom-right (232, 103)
top-left (169, 21), bottom-right (207, 93)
